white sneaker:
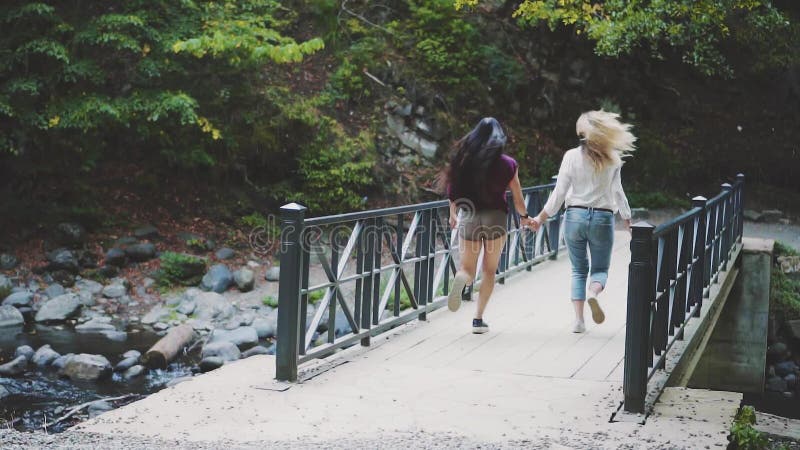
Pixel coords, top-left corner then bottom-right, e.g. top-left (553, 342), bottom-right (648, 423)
top-left (448, 271), bottom-right (469, 312)
top-left (572, 319), bottom-right (586, 333)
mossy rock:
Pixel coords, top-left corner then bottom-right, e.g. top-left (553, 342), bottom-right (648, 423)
top-left (159, 252), bottom-right (207, 286)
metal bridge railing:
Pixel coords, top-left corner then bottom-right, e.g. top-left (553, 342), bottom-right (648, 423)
top-left (275, 181), bottom-right (564, 381)
top-left (623, 174), bottom-right (745, 413)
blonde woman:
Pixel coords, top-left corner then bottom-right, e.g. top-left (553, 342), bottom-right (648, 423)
top-left (531, 111), bottom-right (634, 333)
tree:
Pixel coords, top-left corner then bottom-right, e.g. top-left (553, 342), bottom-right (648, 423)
top-left (456, 0), bottom-right (793, 77)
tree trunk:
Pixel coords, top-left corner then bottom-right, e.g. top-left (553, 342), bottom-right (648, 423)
top-left (144, 324), bottom-right (195, 369)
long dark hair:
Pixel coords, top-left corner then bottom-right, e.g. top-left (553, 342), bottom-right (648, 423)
top-left (444, 117), bottom-right (506, 206)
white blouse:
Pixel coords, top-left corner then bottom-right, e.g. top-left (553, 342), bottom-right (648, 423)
top-left (542, 147), bottom-right (632, 220)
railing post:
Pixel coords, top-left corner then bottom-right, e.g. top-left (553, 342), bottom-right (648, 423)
top-left (691, 196), bottom-right (708, 317)
top-left (736, 173), bottom-right (745, 242)
top-left (720, 183), bottom-right (733, 271)
top-left (623, 221), bottom-right (655, 414)
top-left (276, 202), bottom-right (306, 382)
top-left (548, 175), bottom-right (560, 260)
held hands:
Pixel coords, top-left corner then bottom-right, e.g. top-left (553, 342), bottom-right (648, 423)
top-left (449, 215), bottom-right (458, 230)
top-left (521, 215), bottom-right (543, 232)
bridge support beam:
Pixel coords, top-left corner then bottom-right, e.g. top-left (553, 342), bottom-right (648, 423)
top-left (623, 222), bottom-right (655, 414)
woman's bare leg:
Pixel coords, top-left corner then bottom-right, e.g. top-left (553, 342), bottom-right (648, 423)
top-left (475, 234), bottom-right (507, 320)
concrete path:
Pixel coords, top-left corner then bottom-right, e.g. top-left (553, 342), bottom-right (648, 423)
top-left (77, 231), bottom-right (741, 448)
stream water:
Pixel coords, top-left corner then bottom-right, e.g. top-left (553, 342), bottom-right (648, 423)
top-left (0, 324), bottom-right (197, 432)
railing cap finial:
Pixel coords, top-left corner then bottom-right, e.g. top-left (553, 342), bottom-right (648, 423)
top-left (721, 183), bottom-right (733, 190)
top-left (281, 202), bottom-right (307, 212)
top-left (631, 221), bottom-right (655, 230)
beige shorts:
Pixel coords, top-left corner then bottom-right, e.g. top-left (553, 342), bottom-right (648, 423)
top-left (458, 209), bottom-right (507, 241)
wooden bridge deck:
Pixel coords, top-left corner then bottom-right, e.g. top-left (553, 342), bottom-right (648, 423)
top-left (78, 231), bottom-right (741, 448)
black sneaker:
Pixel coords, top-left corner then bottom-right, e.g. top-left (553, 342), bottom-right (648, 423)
top-left (472, 318), bottom-right (489, 334)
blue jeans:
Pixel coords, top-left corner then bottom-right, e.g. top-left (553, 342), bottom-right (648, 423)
top-left (563, 208), bottom-right (615, 301)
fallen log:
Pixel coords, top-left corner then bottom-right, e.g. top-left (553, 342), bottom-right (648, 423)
top-left (50, 394), bottom-right (138, 427)
top-left (144, 324), bottom-right (195, 369)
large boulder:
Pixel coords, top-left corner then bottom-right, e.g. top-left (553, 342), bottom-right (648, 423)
top-left (35, 293), bottom-right (81, 323)
top-left (252, 317), bottom-right (276, 339)
top-left (114, 357), bottom-right (139, 373)
top-left (201, 264), bottom-right (233, 293)
top-left (177, 299), bottom-right (196, 315)
top-left (0, 304), bottom-right (25, 327)
top-left (32, 345), bottom-right (61, 367)
top-left (233, 268), bottom-right (255, 292)
top-left (51, 353), bottom-right (74, 370)
top-left (0, 253), bottom-right (18, 270)
top-left (60, 354), bottom-right (112, 381)
top-left (208, 326), bottom-right (259, 348)
top-left (123, 365), bottom-right (146, 380)
top-left (2, 291), bottom-right (33, 307)
top-left (242, 345), bottom-right (273, 358)
top-left (47, 249), bottom-right (80, 274)
top-left (201, 341), bottom-right (241, 362)
top-left (0, 356), bottom-right (27, 376)
top-left (54, 223), bottom-right (86, 247)
top-left (193, 292), bottom-right (234, 321)
top-left (125, 243), bottom-right (156, 262)
top-left (75, 318), bottom-right (116, 332)
top-left (134, 225), bottom-right (159, 240)
top-left (215, 248), bottom-right (235, 260)
top-left (199, 357), bottom-right (224, 372)
top-left (102, 283), bottom-right (127, 299)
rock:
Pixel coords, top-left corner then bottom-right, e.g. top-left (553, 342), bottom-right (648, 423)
top-left (75, 318), bottom-right (116, 332)
top-left (44, 284), bottom-right (66, 299)
top-left (201, 341), bottom-right (241, 362)
top-left (142, 305), bottom-right (170, 325)
top-left (766, 375), bottom-right (788, 392)
top-left (0, 304), bottom-right (25, 327)
top-left (96, 265), bottom-right (119, 279)
top-left (199, 357), bottom-right (224, 372)
top-left (102, 283), bottom-right (126, 299)
top-left (35, 293), bottom-right (81, 323)
top-left (51, 353), bottom-right (74, 370)
top-left (153, 322), bottom-right (169, 331)
top-left (55, 223), bottom-right (86, 247)
top-left (775, 361), bottom-right (798, 377)
top-left (252, 317), bottom-right (276, 339)
top-left (75, 278), bottom-right (103, 295)
top-left (743, 210), bottom-right (762, 222)
top-left (123, 364), bottom-right (145, 380)
top-left (125, 243), bottom-right (156, 262)
top-left (233, 268), bottom-right (255, 292)
top-left (0, 253), bottom-right (17, 270)
top-left (105, 248), bottom-right (127, 267)
top-left (177, 300), bottom-right (196, 315)
top-left (2, 291), bottom-right (33, 307)
top-left (14, 345), bottom-right (35, 361)
top-left (201, 264), bottom-right (233, 293)
top-left (0, 275), bottom-right (11, 290)
top-left (32, 345), bottom-right (61, 367)
top-left (786, 373), bottom-right (798, 389)
top-left (123, 350), bottom-right (141, 360)
top-left (0, 356), bottom-right (27, 376)
top-left (166, 376), bottom-right (193, 388)
top-left (0, 385), bottom-right (10, 400)
top-left (115, 236), bottom-right (138, 247)
top-left (114, 356), bottom-right (139, 372)
top-left (60, 354), bottom-right (112, 381)
top-left (215, 248), bottom-right (235, 260)
top-left (47, 248), bottom-right (80, 274)
top-left (134, 225), bottom-right (159, 239)
top-left (242, 345), bottom-right (272, 358)
top-left (265, 266), bottom-right (280, 282)
top-left (760, 209), bottom-right (783, 222)
top-left (88, 400), bottom-right (113, 418)
top-left (247, 261), bottom-right (260, 269)
top-left (193, 292), bottom-right (234, 321)
top-left (208, 326), bottom-right (258, 348)
top-left (76, 289), bottom-right (96, 306)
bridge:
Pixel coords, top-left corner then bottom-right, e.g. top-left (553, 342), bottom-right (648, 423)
top-left (77, 175), bottom-right (755, 448)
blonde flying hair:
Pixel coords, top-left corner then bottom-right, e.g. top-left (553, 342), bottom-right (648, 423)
top-left (575, 110), bottom-right (636, 170)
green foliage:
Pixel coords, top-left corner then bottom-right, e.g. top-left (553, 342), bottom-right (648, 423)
top-left (626, 191), bottom-right (687, 210)
top-left (0, 286), bottom-right (11, 302)
top-left (382, 277), bottom-right (414, 313)
top-left (0, 0), bottom-right (324, 182)
top-left (772, 242), bottom-right (800, 321)
top-left (157, 251), bottom-right (207, 287)
top-left (308, 289), bottom-right (325, 305)
top-left (262, 295), bottom-right (279, 308)
top-left (729, 406), bottom-right (767, 450)
top-left (459, 0), bottom-right (794, 77)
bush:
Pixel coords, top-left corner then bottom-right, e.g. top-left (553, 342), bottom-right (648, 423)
top-left (729, 406), bottom-right (767, 450)
top-left (262, 295), bottom-right (279, 308)
top-left (0, 285), bottom-right (11, 302)
top-left (157, 252), bottom-right (207, 287)
top-left (772, 242), bottom-right (800, 321)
